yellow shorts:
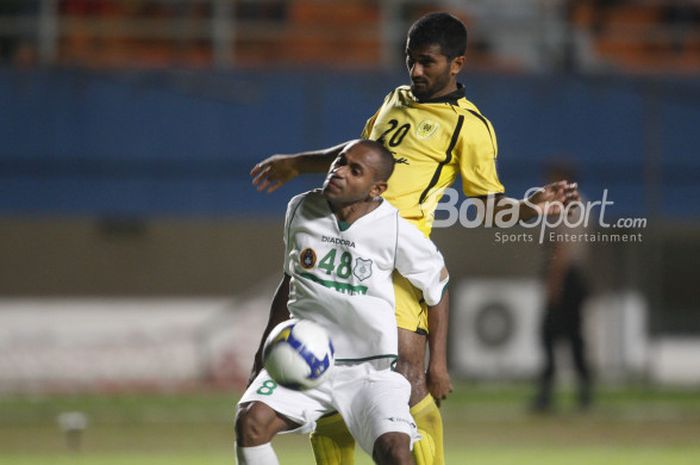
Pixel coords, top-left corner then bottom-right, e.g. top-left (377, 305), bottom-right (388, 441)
top-left (392, 271), bottom-right (429, 334)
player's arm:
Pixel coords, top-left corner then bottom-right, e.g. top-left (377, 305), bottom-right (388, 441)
top-left (247, 192), bottom-right (304, 384)
top-left (250, 97), bottom-right (385, 193)
top-left (458, 115), bottom-right (579, 223)
top-left (395, 218), bottom-right (453, 402)
top-left (517, 180), bottom-right (580, 220)
top-left (250, 141), bottom-right (349, 193)
top-left (470, 182), bottom-right (579, 226)
top-left (426, 268), bottom-right (452, 406)
top-left (247, 274), bottom-right (291, 387)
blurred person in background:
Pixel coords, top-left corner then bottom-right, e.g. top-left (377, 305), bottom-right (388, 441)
top-left (532, 162), bottom-right (593, 414)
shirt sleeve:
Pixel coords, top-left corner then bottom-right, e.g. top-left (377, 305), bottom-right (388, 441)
top-left (360, 110), bottom-right (380, 139)
top-left (282, 194), bottom-right (305, 273)
top-left (360, 91), bottom-right (393, 139)
top-left (395, 215), bottom-right (448, 306)
top-left (458, 114), bottom-right (505, 197)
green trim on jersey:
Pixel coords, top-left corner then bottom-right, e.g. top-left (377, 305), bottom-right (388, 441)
top-left (335, 354), bottom-right (398, 363)
top-left (299, 271), bottom-right (369, 295)
top-left (337, 220), bottom-right (351, 231)
top-left (441, 282), bottom-right (449, 297)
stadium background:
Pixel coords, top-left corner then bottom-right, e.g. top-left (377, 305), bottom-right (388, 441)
top-left (1, 1), bottom-right (699, 464)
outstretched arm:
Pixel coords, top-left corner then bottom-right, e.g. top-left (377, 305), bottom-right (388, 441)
top-left (518, 180), bottom-right (580, 220)
top-left (250, 141), bottom-right (349, 193)
top-left (470, 180), bottom-right (580, 224)
top-left (247, 274), bottom-right (291, 387)
top-left (426, 270), bottom-right (452, 406)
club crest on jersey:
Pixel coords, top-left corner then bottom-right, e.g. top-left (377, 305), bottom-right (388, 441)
top-left (353, 258), bottom-right (373, 281)
top-left (300, 248), bottom-right (317, 269)
top-left (416, 119), bottom-right (439, 140)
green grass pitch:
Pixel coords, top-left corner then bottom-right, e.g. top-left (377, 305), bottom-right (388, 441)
top-left (1, 384), bottom-right (700, 465)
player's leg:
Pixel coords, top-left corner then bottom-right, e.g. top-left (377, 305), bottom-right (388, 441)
top-left (334, 363), bottom-right (418, 465)
top-left (564, 270), bottom-right (592, 410)
top-left (235, 401), bottom-right (299, 465)
top-left (310, 412), bottom-right (356, 465)
top-left (373, 432), bottom-right (415, 465)
top-left (570, 329), bottom-right (592, 410)
top-left (309, 274), bottom-right (445, 465)
top-left (533, 314), bottom-right (556, 412)
top-left (393, 273), bottom-right (444, 465)
top-left (395, 327), bottom-right (443, 465)
top-left (236, 369), bottom-right (328, 465)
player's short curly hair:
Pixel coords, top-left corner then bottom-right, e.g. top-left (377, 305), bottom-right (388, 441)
top-left (356, 139), bottom-right (395, 182)
top-left (407, 12), bottom-right (467, 60)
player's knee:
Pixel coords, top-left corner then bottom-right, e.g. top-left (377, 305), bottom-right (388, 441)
top-left (235, 402), bottom-right (275, 446)
top-left (372, 432), bottom-right (414, 465)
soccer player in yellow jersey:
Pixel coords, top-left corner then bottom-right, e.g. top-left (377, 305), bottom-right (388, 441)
top-left (250, 12), bottom-right (579, 465)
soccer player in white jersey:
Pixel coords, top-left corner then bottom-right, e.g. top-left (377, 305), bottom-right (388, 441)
top-left (235, 139), bottom-right (450, 465)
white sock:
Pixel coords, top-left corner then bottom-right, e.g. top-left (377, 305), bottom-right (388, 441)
top-left (236, 442), bottom-right (279, 465)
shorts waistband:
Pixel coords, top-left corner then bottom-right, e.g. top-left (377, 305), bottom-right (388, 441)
top-left (335, 356), bottom-right (396, 371)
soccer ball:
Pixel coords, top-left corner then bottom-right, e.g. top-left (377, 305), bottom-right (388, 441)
top-left (262, 319), bottom-right (335, 390)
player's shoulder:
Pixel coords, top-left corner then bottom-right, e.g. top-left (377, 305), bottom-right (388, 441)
top-left (286, 189), bottom-right (323, 217)
top-left (395, 211), bottom-right (432, 241)
top-left (453, 96), bottom-right (495, 138)
top-left (364, 199), bottom-right (402, 232)
top-left (376, 197), bottom-right (399, 217)
top-left (287, 190), bottom-right (309, 208)
top-left (454, 96), bottom-right (491, 123)
top-left (382, 85), bottom-right (414, 106)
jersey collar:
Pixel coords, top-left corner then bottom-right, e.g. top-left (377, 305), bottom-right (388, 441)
top-left (413, 83), bottom-right (465, 104)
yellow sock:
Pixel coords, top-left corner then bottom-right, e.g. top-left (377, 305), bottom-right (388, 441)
top-left (310, 412), bottom-right (356, 465)
top-left (411, 395), bottom-right (445, 465)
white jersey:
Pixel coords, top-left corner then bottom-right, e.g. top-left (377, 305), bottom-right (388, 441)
top-left (283, 189), bottom-right (447, 362)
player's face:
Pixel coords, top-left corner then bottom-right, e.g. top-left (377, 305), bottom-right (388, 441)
top-left (322, 143), bottom-right (384, 205)
top-left (405, 41), bottom-right (462, 100)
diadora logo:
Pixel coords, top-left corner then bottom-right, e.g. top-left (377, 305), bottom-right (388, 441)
top-left (386, 417), bottom-right (417, 428)
top-left (395, 157), bottom-right (409, 165)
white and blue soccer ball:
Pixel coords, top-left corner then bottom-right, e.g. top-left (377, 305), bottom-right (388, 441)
top-left (263, 319), bottom-right (335, 390)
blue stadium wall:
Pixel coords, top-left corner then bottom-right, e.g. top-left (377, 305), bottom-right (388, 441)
top-left (1, 69), bottom-right (698, 218)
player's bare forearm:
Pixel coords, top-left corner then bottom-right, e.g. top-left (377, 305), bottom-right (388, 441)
top-left (520, 180), bottom-right (580, 220)
top-left (474, 194), bottom-right (540, 223)
top-left (250, 142), bottom-right (348, 193)
top-left (248, 274), bottom-right (291, 386)
top-left (295, 142), bottom-right (348, 172)
top-left (426, 281), bottom-right (452, 405)
top-left (471, 180), bottom-right (580, 225)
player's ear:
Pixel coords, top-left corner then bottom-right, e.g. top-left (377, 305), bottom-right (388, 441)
top-left (370, 181), bottom-right (388, 198)
top-left (451, 55), bottom-right (465, 75)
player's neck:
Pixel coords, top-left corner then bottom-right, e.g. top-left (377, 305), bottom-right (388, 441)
top-left (330, 198), bottom-right (382, 225)
top-left (430, 82), bottom-right (458, 99)
top-left (417, 81), bottom-right (461, 102)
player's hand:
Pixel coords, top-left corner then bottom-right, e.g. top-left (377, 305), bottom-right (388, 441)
top-left (426, 366), bottom-right (453, 407)
top-left (250, 155), bottom-right (300, 193)
top-left (526, 180), bottom-right (580, 217)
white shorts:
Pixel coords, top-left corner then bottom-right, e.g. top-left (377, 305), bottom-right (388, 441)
top-left (237, 361), bottom-right (418, 455)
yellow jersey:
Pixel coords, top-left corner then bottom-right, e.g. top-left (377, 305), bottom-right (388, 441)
top-left (362, 84), bottom-right (505, 236)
